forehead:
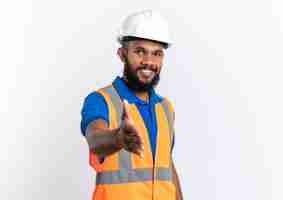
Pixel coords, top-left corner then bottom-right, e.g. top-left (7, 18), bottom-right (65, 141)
top-left (128, 39), bottom-right (164, 51)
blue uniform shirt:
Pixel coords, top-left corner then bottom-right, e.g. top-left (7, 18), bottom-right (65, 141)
top-left (80, 76), bottom-right (174, 159)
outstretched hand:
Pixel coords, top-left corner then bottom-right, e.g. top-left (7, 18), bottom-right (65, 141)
top-left (116, 100), bottom-right (144, 158)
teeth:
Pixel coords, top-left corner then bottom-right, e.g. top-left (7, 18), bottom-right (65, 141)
top-left (140, 69), bottom-right (153, 75)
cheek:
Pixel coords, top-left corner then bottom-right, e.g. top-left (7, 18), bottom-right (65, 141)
top-left (152, 57), bottom-right (163, 66)
top-left (126, 55), bottom-right (141, 66)
top-left (155, 61), bottom-right (162, 70)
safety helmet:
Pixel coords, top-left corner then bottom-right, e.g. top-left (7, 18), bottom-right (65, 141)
top-left (117, 10), bottom-right (172, 48)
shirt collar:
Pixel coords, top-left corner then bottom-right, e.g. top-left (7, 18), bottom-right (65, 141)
top-left (112, 76), bottom-right (162, 105)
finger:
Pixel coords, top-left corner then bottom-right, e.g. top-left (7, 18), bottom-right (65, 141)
top-left (124, 131), bottom-right (143, 145)
top-left (125, 144), bottom-right (144, 158)
top-left (124, 134), bottom-right (143, 149)
top-left (134, 148), bottom-right (144, 159)
top-left (133, 135), bottom-right (144, 150)
top-left (123, 121), bottom-right (141, 137)
top-left (134, 149), bottom-right (144, 159)
top-left (132, 131), bottom-right (144, 150)
top-left (128, 140), bottom-right (144, 155)
top-left (124, 134), bottom-right (143, 148)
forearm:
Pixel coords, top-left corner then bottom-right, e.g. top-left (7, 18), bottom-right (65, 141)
top-left (85, 127), bottom-right (123, 158)
top-left (85, 114), bottom-right (143, 160)
top-left (172, 162), bottom-right (183, 200)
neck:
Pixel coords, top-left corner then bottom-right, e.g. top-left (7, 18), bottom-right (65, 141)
top-left (122, 76), bottom-right (150, 102)
top-left (135, 91), bottom-right (149, 102)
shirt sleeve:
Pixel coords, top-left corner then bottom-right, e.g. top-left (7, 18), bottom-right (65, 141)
top-left (80, 91), bottom-right (109, 136)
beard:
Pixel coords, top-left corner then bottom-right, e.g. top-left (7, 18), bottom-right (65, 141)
top-left (123, 56), bottom-right (161, 92)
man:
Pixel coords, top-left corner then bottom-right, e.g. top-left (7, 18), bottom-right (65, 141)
top-left (80, 10), bottom-right (183, 200)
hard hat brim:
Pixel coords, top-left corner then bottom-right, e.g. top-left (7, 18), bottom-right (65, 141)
top-left (118, 36), bottom-right (171, 49)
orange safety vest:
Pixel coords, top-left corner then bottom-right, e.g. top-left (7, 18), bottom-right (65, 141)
top-left (89, 85), bottom-right (176, 200)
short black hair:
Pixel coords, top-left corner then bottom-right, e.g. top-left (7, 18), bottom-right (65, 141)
top-left (121, 36), bottom-right (169, 49)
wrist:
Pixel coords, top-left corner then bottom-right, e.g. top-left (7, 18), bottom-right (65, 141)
top-left (114, 127), bottom-right (124, 149)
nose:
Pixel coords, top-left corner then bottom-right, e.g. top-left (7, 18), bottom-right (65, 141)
top-left (141, 54), bottom-right (155, 66)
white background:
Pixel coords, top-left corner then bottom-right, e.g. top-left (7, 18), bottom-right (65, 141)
top-left (1, 0), bottom-right (283, 199)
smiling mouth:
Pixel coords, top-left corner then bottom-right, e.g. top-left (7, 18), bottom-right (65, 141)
top-left (138, 69), bottom-right (155, 79)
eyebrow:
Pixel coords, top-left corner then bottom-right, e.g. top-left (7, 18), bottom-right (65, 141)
top-left (134, 46), bottom-right (163, 52)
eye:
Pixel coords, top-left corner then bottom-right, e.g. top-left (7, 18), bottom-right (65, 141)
top-left (134, 48), bottom-right (145, 56)
top-left (154, 51), bottom-right (164, 57)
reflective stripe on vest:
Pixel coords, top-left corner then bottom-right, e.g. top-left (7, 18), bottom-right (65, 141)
top-left (103, 86), bottom-right (133, 171)
top-left (96, 167), bottom-right (171, 184)
top-left (160, 100), bottom-right (174, 146)
top-left (96, 85), bottom-right (174, 185)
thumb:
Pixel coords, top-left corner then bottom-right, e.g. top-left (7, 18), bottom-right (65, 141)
top-left (122, 99), bottom-right (132, 121)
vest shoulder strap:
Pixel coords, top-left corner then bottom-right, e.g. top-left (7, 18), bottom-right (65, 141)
top-left (159, 97), bottom-right (175, 144)
top-left (97, 85), bottom-right (123, 126)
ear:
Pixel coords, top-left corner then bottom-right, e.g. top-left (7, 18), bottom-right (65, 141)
top-left (117, 48), bottom-right (126, 63)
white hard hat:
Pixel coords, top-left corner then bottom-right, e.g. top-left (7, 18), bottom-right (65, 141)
top-left (117, 10), bottom-right (172, 48)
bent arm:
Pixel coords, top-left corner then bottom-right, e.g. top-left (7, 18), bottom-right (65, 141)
top-left (172, 161), bottom-right (183, 200)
